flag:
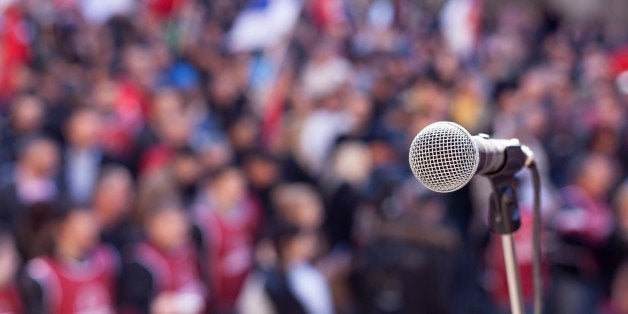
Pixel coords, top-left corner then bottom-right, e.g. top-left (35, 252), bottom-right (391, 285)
top-left (440, 0), bottom-right (483, 58)
top-left (229, 0), bottom-right (301, 52)
top-left (230, 0), bottom-right (303, 151)
top-left (79, 0), bottom-right (135, 25)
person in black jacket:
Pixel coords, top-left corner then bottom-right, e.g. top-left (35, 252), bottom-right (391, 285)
top-left (238, 220), bottom-right (333, 314)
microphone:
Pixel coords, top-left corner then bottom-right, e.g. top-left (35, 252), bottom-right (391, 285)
top-left (408, 121), bottom-right (534, 193)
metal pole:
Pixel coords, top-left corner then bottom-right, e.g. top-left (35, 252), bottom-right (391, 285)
top-left (501, 234), bottom-right (525, 314)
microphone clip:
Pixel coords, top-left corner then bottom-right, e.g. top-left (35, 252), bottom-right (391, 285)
top-left (486, 145), bottom-right (530, 235)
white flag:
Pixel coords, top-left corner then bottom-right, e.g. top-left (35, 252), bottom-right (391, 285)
top-left (440, 0), bottom-right (482, 58)
top-left (229, 0), bottom-right (301, 52)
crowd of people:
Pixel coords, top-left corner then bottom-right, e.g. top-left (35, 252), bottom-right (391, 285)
top-left (0, 0), bottom-right (627, 313)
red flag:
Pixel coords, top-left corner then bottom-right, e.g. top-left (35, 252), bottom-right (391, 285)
top-left (261, 72), bottom-right (290, 151)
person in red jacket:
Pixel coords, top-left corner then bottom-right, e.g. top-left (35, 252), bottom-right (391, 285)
top-left (193, 165), bottom-right (262, 313)
top-left (24, 204), bottom-right (119, 314)
top-left (118, 198), bottom-right (207, 314)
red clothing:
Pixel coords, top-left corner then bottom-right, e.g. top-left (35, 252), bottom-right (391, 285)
top-left (101, 81), bottom-right (147, 158)
top-left (308, 0), bottom-right (346, 32)
top-left (138, 144), bottom-right (176, 176)
top-left (0, 4), bottom-right (31, 99)
top-left (147, 0), bottom-right (185, 19)
top-left (611, 46), bottom-right (628, 77)
top-left (194, 198), bottom-right (261, 310)
top-left (134, 241), bottom-right (206, 311)
top-left (0, 284), bottom-right (24, 314)
top-left (555, 185), bottom-right (613, 246)
top-left (26, 246), bottom-right (119, 314)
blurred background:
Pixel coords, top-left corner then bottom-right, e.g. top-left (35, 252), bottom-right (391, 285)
top-left (0, 0), bottom-right (627, 313)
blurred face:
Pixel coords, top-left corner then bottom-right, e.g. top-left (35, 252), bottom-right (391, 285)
top-left (211, 169), bottom-right (246, 210)
top-left (583, 50), bottom-right (610, 83)
top-left (333, 143), bottom-right (372, 186)
top-left (146, 208), bottom-right (189, 250)
top-left (496, 89), bottom-right (518, 113)
top-left (244, 157), bottom-right (278, 189)
top-left (124, 46), bottom-right (156, 86)
top-left (67, 110), bottom-right (103, 148)
top-left (590, 128), bottom-right (619, 155)
top-left (284, 231), bottom-right (319, 264)
top-left (92, 80), bottom-right (118, 111)
top-left (523, 104), bottom-right (548, 136)
top-left (172, 154), bottom-right (201, 186)
top-left (291, 202), bottom-right (323, 230)
top-left (229, 116), bottom-right (258, 152)
top-left (434, 51), bottom-right (459, 82)
top-left (369, 140), bottom-right (394, 166)
top-left (59, 210), bottom-right (99, 255)
top-left (93, 171), bottom-right (134, 227)
top-left (151, 90), bottom-right (192, 146)
top-left (346, 92), bottom-right (372, 127)
top-left (578, 155), bottom-right (616, 199)
top-left (152, 90), bottom-right (183, 124)
top-left (209, 70), bottom-right (239, 107)
top-left (158, 113), bottom-right (192, 146)
top-left (11, 96), bottom-right (44, 133)
top-left (23, 139), bottom-right (60, 177)
top-left (199, 143), bottom-right (232, 173)
top-left (595, 93), bottom-right (624, 129)
top-left (520, 70), bottom-right (546, 99)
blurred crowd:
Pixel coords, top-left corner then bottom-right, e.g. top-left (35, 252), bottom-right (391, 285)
top-left (0, 0), bottom-right (627, 313)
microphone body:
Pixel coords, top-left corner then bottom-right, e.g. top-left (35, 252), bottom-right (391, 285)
top-left (408, 121), bottom-right (533, 193)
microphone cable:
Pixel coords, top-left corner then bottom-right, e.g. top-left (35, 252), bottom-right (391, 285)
top-left (528, 161), bottom-right (542, 314)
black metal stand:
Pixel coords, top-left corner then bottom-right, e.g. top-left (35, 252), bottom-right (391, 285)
top-left (486, 145), bottom-right (532, 314)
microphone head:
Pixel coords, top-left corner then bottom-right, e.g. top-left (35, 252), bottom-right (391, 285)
top-left (408, 121), bottom-right (479, 193)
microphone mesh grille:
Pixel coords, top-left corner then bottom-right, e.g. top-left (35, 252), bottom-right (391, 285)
top-left (408, 121), bottom-right (479, 193)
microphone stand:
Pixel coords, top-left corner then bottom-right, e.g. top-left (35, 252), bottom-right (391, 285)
top-left (486, 145), bottom-right (531, 314)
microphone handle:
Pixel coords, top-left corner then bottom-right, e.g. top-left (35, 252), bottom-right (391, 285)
top-left (472, 136), bottom-right (521, 175)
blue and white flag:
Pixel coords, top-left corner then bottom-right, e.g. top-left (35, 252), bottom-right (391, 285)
top-left (440, 0), bottom-right (483, 58)
top-left (229, 0), bottom-right (302, 52)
